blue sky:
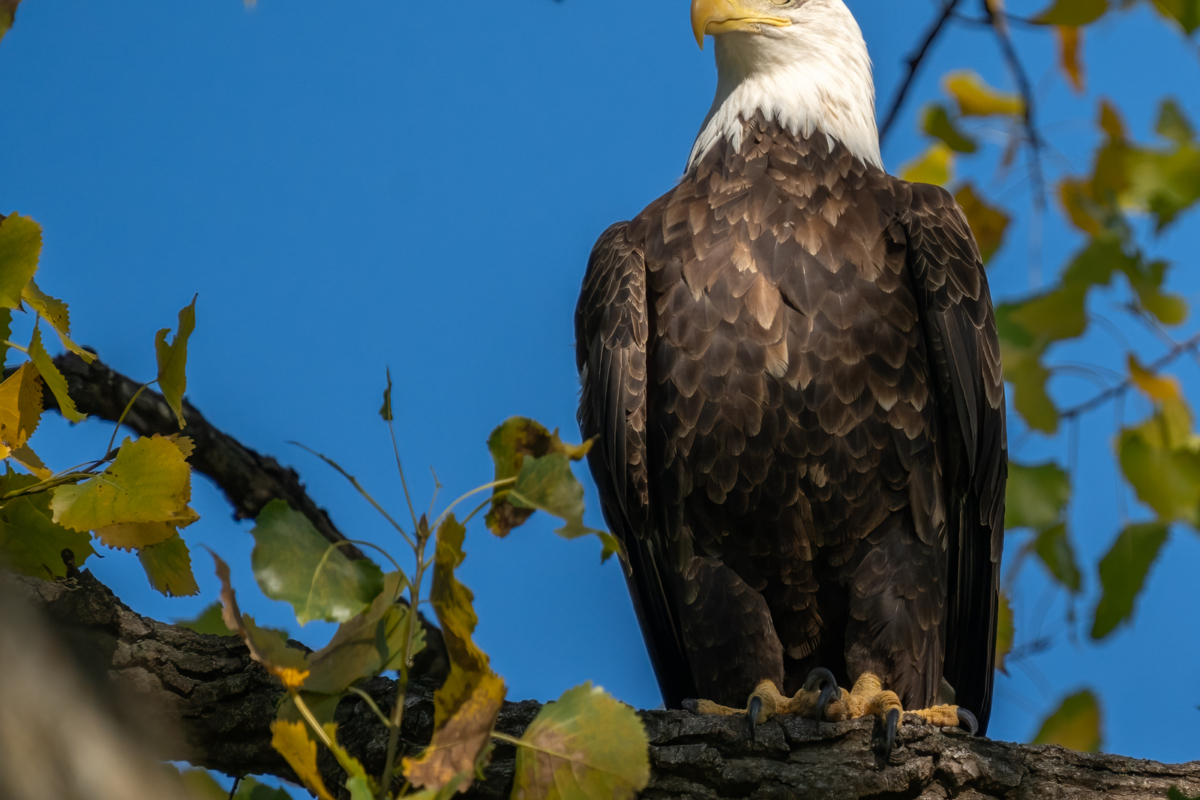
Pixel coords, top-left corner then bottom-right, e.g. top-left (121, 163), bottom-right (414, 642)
top-left (2, 0), bottom-right (1198, 768)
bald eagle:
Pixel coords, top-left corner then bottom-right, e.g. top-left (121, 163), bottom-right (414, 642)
top-left (575, 0), bottom-right (1007, 742)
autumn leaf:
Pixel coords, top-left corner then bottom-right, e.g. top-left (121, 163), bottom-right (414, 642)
top-left (1128, 355), bottom-right (1181, 402)
top-left (900, 142), bottom-right (954, 186)
top-left (0, 213), bottom-right (41, 309)
top-left (1035, 523), bottom-right (1083, 593)
top-left (96, 516), bottom-right (196, 551)
top-left (486, 417), bottom-right (593, 537)
top-left (0, 468), bottom-right (95, 580)
top-left (955, 183), bottom-right (1010, 264)
top-left (156, 295), bottom-right (197, 429)
top-left (922, 104), bottom-right (977, 153)
top-left (380, 368), bottom-right (394, 421)
top-left (1032, 690), bottom-right (1102, 752)
top-left (1091, 523), bottom-right (1170, 639)
top-left (1055, 26), bottom-right (1085, 93)
top-left (1035, 0), bottom-right (1108, 26)
top-left (22, 278), bottom-right (93, 363)
top-left (1118, 403), bottom-right (1200, 526)
top-left (995, 590), bottom-right (1014, 674)
top-left (430, 514), bottom-right (493, 721)
top-left (250, 499), bottom-right (385, 625)
top-left (0, 362), bottom-right (45, 460)
top-left (51, 435), bottom-right (194, 531)
top-left (177, 602), bottom-right (234, 636)
top-left (1006, 461), bottom-right (1070, 531)
top-left (270, 721), bottom-right (336, 800)
top-left (944, 71), bottom-right (1024, 118)
top-left (404, 670), bottom-right (505, 793)
top-left (139, 533), bottom-right (200, 597)
top-left (512, 683), bottom-right (649, 800)
top-left (1150, 0), bottom-right (1200, 33)
top-left (28, 325), bottom-right (85, 423)
top-left (323, 724), bottom-right (379, 798)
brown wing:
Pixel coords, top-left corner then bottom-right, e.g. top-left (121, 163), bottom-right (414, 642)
top-left (575, 223), bottom-right (696, 707)
top-left (901, 182), bottom-right (1007, 733)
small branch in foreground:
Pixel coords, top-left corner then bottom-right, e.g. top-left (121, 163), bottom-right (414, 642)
top-left (1060, 332), bottom-right (1200, 420)
top-left (879, 0), bottom-right (963, 144)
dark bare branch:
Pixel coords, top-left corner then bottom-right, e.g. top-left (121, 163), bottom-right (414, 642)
top-left (986, 0), bottom-right (1048, 213)
top-left (879, 0), bottom-right (963, 144)
top-left (14, 572), bottom-right (1199, 800)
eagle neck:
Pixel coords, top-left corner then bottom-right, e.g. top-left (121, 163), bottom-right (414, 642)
top-left (687, 31), bottom-right (882, 173)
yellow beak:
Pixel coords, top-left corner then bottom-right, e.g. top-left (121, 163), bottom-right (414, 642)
top-left (691, 0), bottom-right (791, 49)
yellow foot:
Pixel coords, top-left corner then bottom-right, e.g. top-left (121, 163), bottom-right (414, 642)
top-left (683, 679), bottom-right (794, 726)
top-left (824, 672), bottom-right (978, 752)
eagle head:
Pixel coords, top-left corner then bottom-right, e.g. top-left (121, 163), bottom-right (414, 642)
top-left (687, 0), bottom-right (882, 171)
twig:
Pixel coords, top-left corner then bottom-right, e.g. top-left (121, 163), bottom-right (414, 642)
top-left (879, 0), bottom-right (964, 143)
top-left (1059, 332), bottom-right (1200, 421)
top-left (985, 1), bottom-right (1047, 214)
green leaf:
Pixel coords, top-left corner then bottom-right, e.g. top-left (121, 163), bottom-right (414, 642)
top-left (943, 71), bottom-right (1024, 117)
top-left (1150, 0), bottom-right (1200, 33)
top-left (380, 368), bottom-right (394, 422)
top-left (1035, 0), bottom-right (1109, 26)
top-left (1157, 100), bottom-right (1195, 146)
top-left (922, 104), bottom-right (977, 153)
top-left (1118, 407), bottom-right (1200, 526)
top-left (486, 418), bottom-right (592, 538)
top-left (0, 468), bottom-right (95, 580)
top-left (508, 454), bottom-right (625, 562)
top-left (139, 533), bottom-right (200, 597)
top-left (0, 307), bottom-right (11, 369)
top-left (1005, 357), bottom-right (1059, 434)
top-left (900, 142), bottom-right (954, 186)
top-left (1091, 522), bottom-right (1170, 639)
top-left (1032, 690), bottom-right (1102, 751)
top-left (0, 213), bottom-right (41, 310)
top-left (1035, 523), bottom-right (1083, 593)
top-left (303, 572), bottom-right (421, 694)
top-left (512, 682), bottom-right (650, 800)
top-left (27, 324), bottom-right (85, 423)
top-left (430, 514), bottom-right (491, 724)
top-left (404, 670), bottom-right (505, 793)
top-left (995, 590), bottom-right (1014, 675)
top-left (1005, 461), bottom-right (1070, 530)
top-left (955, 183), bottom-right (1010, 264)
top-left (22, 278), bottom-right (93, 364)
top-left (1168, 788), bottom-right (1200, 800)
top-left (177, 602), bottom-right (234, 636)
top-left (322, 723), bottom-right (380, 799)
top-left (51, 435), bottom-right (194, 531)
top-left (250, 499), bottom-right (384, 625)
top-left (155, 295), bottom-right (196, 430)
top-left (1006, 285), bottom-right (1089, 344)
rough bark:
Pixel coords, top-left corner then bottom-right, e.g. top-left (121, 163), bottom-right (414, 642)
top-left (15, 572), bottom-right (1199, 800)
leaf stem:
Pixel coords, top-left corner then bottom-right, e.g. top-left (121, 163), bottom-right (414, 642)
top-left (436, 478), bottom-right (516, 528)
top-left (0, 472), bottom-right (93, 502)
top-left (105, 382), bottom-right (153, 458)
top-left (291, 691), bottom-right (334, 749)
top-left (378, 537), bottom-right (428, 799)
top-left (348, 686), bottom-right (394, 729)
top-left (386, 416), bottom-right (420, 533)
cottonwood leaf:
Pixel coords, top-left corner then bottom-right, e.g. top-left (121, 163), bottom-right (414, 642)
top-left (139, 533), bottom-right (200, 597)
top-left (1091, 522), bottom-right (1170, 639)
top-left (250, 500), bottom-right (384, 625)
top-left (486, 418), bottom-right (592, 537)
top-left (404, 670), bottom-right (505, 793)
top-left (512, 682), bottom-right (649, 800)
top-left (270, 721), bottom-right (336, 800)
top-left (1055, 26), bottom-right (1085, 92)
top-left (509, 454), bottom-right (624, 563)
top-left (995, 590), bottom-right (1014, 674)
top-left (1006, 285), bottom-right (1089, 344)
top-left (922, 104), bottom-right (977, 153)
top-left (1005, 461), bottom-right (1070, 530)
top-left (211, 550), bottom-right (312, 687)
top-left (0, 1), bottom-right (20, 44)
top-left (1035, 0), bottom-right (1108, 26)
top-left (900, 142), bottom-right (953, 186)
top-left (1035, 523), bottom-right (1083, 593)
top-left (28, 325), bottom-right (85, 423)
top-left (22, 278), bottom-right (93, 363)
top-left (322, 723), bottom-right (379, 798)
top-left (380, 368), bottom-right (394, 421)
top-left (1151, 0), bottom-right (1200, 33)
top-left (0, 213), bottom-right (41, 309)
top-left (1032, 690), bottom-right (1102, 752)
top-left (51, 435), bottom-right (192, 531)
top-left (0, 308), bottom-right (11, 373)
top-left (303, 571), bottom-right (422, 695)
top-left (1004, 357), bottom-right (1058, 434)
top-left (0, 362), bottom-right (44, 459)
top-left (178, 602), bottom-right (234, 636)
top-left (1157, 100), bottom-right (1195, 146)
top-left (96, 515), bottom-right (197, 551)
top-left (944, 71), bottom-right (1024, 117)
top-left (430, 514), bottom-right (492, 724)
top-left (1128, 355), bottom-right (1181, 402)
top-left (1118, 404), bottom-right (1200, 526)
top-left (155, 296), bottom-right (196, 429)
top-left (0, 468), bottom-right (94, 579)
top-left (955, 183), bottom-right (1010, 264)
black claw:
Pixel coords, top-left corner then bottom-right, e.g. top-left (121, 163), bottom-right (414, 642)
top-left (885, 709), bottom-right (900, 755)
top-left (803, 667), bottom-right (838, 694)
top-left (748, 696), bottom-right (762, 737)
top-left (681, 699), bottom-right (699, 714)
top-left (817, 683), bottom-right (838, 721)
top-left (957, 708), bottom-right (979, 736)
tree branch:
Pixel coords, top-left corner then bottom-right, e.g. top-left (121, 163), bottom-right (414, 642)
top-left (36, 352), bottom-right (365, 561)
top-left (879, 0), bottom-right (963, 144)
top-left (986, 1), bottom-right (1048, 214)
top-left (14, 572), bottom-right (1200, 800)
top-left (1060, 331), bottom-right (1200, 421)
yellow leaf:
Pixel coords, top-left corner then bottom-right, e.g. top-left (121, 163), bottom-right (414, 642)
top-left (138, 533), bottom-right (200, 597)
top-left (27, 325), bottom-right (85, 423)
top-left (404, 671), bottom-right (506, 793)
top-left (50, 435), bottom-right (192, 531)
top-left (1055, 26), bottom-right (1085, 93)
top-left (954, 183), bottom-right (1010, 264)
top-left (995, 591), bottom-right (1015, 675)
top-left (95, 514), bottom-right (197, 551)
top-left (10, 442), bottom-right (51, 479)
top-left (901, 142), bottom-right (955, 186)
top-left (0, 362), bottom-right (44, 458)
top-left (155, 295), bottom-right (196, 429)
top-left (270, 721), bottom-right (336, 800)
top-left (323, 723), bottom-right (379, 796)
top-left (22, 278), bottom-right (95, 363)
top-left (944, 71), bottom-right (1024, 118)
top-left (1129, 355), bottom-right (1181, 402)
top-left (1033, 690), bottom-right (1103, 751)
top-left (0, 213), bottom-right (42, 309)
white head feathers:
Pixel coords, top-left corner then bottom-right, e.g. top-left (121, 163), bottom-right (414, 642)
top-left (688, 0), bottom-right (882, 172)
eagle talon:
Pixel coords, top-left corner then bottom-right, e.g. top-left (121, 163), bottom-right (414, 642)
top-left (817, 682), bottom-right (839, 722)
top-left (681, 699), bottom-right (700, 714)
top-left (957, 708), bottom-right (979, 736)
top-left (748, 696), bottom-right (763, 735)
top-left (802, 667), bottom-right (839, 693)
top-left (884, 708), bottom-right (900, 755)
